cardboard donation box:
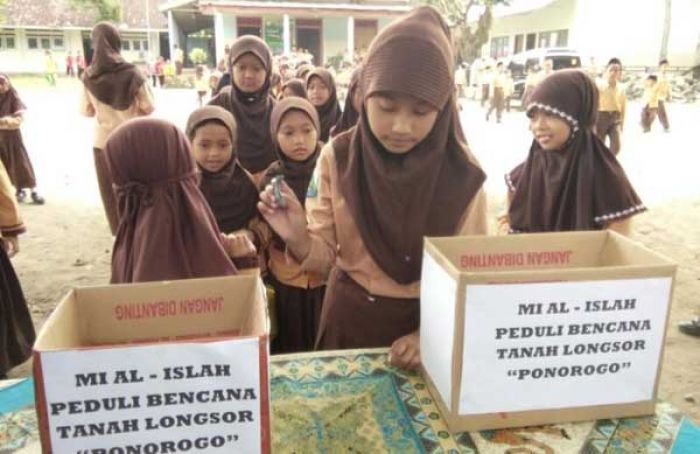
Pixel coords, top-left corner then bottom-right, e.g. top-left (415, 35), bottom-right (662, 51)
top-left (420, 231), bottom-right (676, 432)
top-left (33, 274), bottom-right (270, 454)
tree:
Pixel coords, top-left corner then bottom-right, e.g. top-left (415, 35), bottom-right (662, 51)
top-left (417, 0), bottom-right (509, 63)
top-left (189, 48), bottom-right (208, 65)
top-left (70, 0), bottom-right (122, 22)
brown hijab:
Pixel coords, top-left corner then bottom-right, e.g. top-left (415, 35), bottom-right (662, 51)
top-left (106, 118), bottom-right (236, 283)
top-left (208, 35), bottom-right (276, 174)
top-left (186, 106), bottom-right (259, 234)
top-left (262, 97), bottom-right (322, 206)
top-left (508, 69), bottom-right (645, 232)
top-left (280, 78), bottom-right (307, 99)
top-left (82, 22), bottom-right (145, 110)
top-left (331, 66), bottom-right (362, 138)
top-left (306, 68), bottom-right (342, 142)
top-left (0, 74), bottom-right (26, 117)
top-left (295, 64), bottom-right (313, 80)
top-left (336, 6), bottom-right (486, 285)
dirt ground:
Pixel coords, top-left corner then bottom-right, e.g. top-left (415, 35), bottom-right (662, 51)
top-left (5, 78), bottom-right (700, 422)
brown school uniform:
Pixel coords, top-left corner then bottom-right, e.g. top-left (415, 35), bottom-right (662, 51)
top-left (186, 106), bottom-right (262, 270)
top-left (81, 23), bottom-right (154, 235)
top-left (261, 97), bottom-right (326, 354)
top-left (294, 7), bottom-right (488, 351)
top-left (596, 79), bottom-right (627, 155)
top-left (301, 142), bottom-right (487, 349)
top-left (0, 161), bottom-right (35, 376)
top-left (0, 74), bottom-right (38, 191)
top-left (105, 118), bottom-right (237, 283)
top-left (508, 70), bottom-right (645, 233)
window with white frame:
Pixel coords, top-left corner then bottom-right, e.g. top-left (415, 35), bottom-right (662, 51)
top-left (490, 36), bottom-right (510, 59)
top-left (26, 30), bottom-right (65, 50)
top-left (121, 35), bottom-right (149, 53)
top-left (538, 29), bottom-right (568, 48)
top-left (0, 30), bottom-right (16, 50)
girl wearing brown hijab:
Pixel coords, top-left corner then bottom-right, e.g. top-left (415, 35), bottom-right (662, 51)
top-left (0, 74), bottom-right (44, 204)
top-left (259, 6), bottom-right (487, 369)
top-left (80, 22), bottom-right (154, 235)
top-left (259, 98), bottom-right (325, 354)
top-left (208, 35), bottom-right (277, 181)
top-left (505, 69), bottom-right (645, 235)
top-left (279, 78), bottom-right (307, 100)
top-left (105, 118), bottom-right (253, 284)
top-left (186, 106), bottom-right (262, 269)
top-left (306, 68), bottom-right (342, 143)
top-left (0, 161), bottom-right (35, 379)
top-left (331, 66), bottom-right (362, 138)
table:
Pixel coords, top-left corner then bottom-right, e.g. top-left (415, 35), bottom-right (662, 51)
top-left (2, 349), bottom-right (698, 453)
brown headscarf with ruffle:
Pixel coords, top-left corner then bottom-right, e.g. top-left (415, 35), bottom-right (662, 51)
top-left (106, 118), bottom-right (236, 283)
top-left (0, 74), bottom-right (26, 117)
top-left (82, 22), bottom-right (145, 110)
top-left (208, 35), bottom-right (277, 174)
top-left (335, 6), bottom-right (486, 285)
top-left (508, 69), bottom-right (645, 232)
top-left (186, 106), bottom-right (259, 234)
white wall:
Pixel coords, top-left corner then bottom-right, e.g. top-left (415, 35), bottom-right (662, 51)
top-left (486, 0), bottom-right (699, 68)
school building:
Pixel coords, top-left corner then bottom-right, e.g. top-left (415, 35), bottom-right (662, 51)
top-left (159, 0), bottom-right (411, 67)
top-left (482, 0), bottom-right (700, 68)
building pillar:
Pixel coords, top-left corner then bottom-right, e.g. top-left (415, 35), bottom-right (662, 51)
top-left (167, 10), bottom-right (180, 60)
top-left (347, 16), bottom-right (355, 63)
top-left (215, 12), bottom-right (225, 64)
top-left (283, 14), bottom-right (291, 55)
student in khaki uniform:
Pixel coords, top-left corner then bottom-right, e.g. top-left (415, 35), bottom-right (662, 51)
top-left (504, 70), bottom-right (645, 236)
top-left (641, 75), bottom-right (660, 133)
top-left (0, 161), bottom-right (35, 379)
top-left (656, 59), bottom-right (671, 132)
top-left (258, 6), bottom-right (488, 370)
top-left (259, 98), bottom-right (326, 354)
top-left (596, 58), bottom-right (627, 155)
top-left (80, 22), bottom-right (155, 235)
top-left (486, 62), bottom-right (507, 122)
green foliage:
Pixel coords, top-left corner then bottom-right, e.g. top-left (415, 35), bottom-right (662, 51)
top-left (189, 48), bottom-right (208, 65)
top-left (417, 0), bottom-right (509, 62)
top-left (70, 0), bottom-right (122, 22)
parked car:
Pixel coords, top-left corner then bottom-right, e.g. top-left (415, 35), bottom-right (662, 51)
top-left (505, 48), bottom-right (582, 104)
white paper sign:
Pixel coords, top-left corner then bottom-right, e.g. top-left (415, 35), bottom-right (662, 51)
top-left (40, 338), bottom-right (265, 453)
top-left (459, 278), bottom-right (672, 415)
top-left (420, 252), bottom-right (458, 407)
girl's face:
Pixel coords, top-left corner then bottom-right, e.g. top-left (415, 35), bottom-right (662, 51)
top-left (232, 53), bottom-right (266, 93)
top-left (529, 110), bottom-right (572, 151)
top-left (365, 92), bottom-right (439, 154)
top-left (192, 122), bottom-right (234, 172)
top-left (307, 76), bottom-right (330, 107)
top-left (0, 77), bottom-right (9, 94)
top-left (276, 110), bottom-right (318, 162)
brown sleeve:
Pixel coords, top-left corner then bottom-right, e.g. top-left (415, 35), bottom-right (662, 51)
top-left (0, 163), bottom-right (25, 237)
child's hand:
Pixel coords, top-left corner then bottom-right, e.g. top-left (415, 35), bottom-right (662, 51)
top-left (258, 180), bottom-right (308, 245)
top-left (388, 331), bottom-right (421, 370)
top-left (221, 233), bottom-right (256, 258)
top-left (0, 236), bottom-right (20, 258)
